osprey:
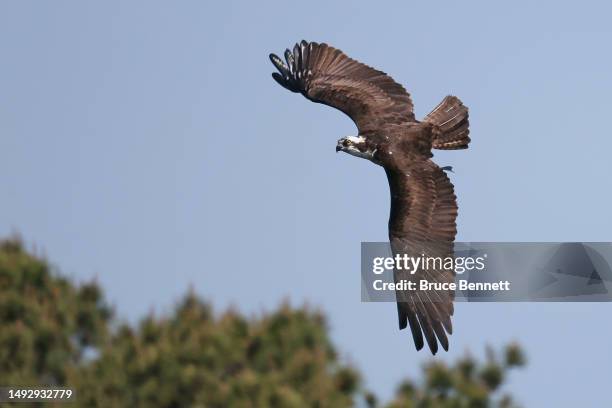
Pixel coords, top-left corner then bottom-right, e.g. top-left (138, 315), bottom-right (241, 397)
top-left (269, 41), bottom-right (470, 354)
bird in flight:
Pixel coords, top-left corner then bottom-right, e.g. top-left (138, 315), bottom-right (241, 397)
top-left (269, 41), bottom-right (470, 354)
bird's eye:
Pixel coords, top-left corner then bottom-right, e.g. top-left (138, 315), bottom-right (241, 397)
top-left (343, 139), bottom-right (350, 147)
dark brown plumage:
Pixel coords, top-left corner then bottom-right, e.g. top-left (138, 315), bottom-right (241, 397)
top-left (269, 41), bottom-right (470, 354)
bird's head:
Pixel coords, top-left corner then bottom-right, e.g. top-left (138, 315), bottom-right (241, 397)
top-left (336, 136), bottom-right (378, 163)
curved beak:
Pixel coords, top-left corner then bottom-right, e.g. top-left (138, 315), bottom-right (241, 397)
top-left (336, 138), bottom-right (345, 153)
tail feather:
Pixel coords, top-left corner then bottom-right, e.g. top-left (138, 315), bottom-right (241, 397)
top-left (425, 96), bottom-right (470, 150)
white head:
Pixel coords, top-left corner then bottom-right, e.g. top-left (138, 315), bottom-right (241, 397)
top-left (336, 136), bottom-right (377, 162)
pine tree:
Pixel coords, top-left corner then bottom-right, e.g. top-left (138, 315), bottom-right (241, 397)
top-left (0, 238), bottom-right (526, 407)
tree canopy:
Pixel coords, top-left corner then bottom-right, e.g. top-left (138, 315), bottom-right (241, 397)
top-left (0, 238), bottom-right (525, 407)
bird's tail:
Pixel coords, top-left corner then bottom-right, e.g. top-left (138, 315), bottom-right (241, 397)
top-left (424, 96), bottom-right (470, 150)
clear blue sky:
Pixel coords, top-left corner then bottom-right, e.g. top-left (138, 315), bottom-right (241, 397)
top-left (2, 1), bottom-right (612, 406)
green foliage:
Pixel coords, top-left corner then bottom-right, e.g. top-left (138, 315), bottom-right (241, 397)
top-left (0, 238), bottom-right (526, 407)
top-left (72, 296), bottom-right (359, 408)
top-left (385, 344), bottom-right (526, 408)
top-left (0, 239), bottom-right (111, 388)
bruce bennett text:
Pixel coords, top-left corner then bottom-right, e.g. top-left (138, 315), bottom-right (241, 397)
top-left (372, 279), bottom-right (511, 292)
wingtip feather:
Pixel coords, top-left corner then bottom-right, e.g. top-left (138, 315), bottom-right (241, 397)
top-left (269, 53), bottom-right (290, 77)
top-left (271, 72), bottom-right (295, 92)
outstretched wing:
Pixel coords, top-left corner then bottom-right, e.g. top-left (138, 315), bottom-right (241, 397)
top-left (386, 159), bottom-right (457, 354)
top-left (269, 40), bottom-right (416, 134)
